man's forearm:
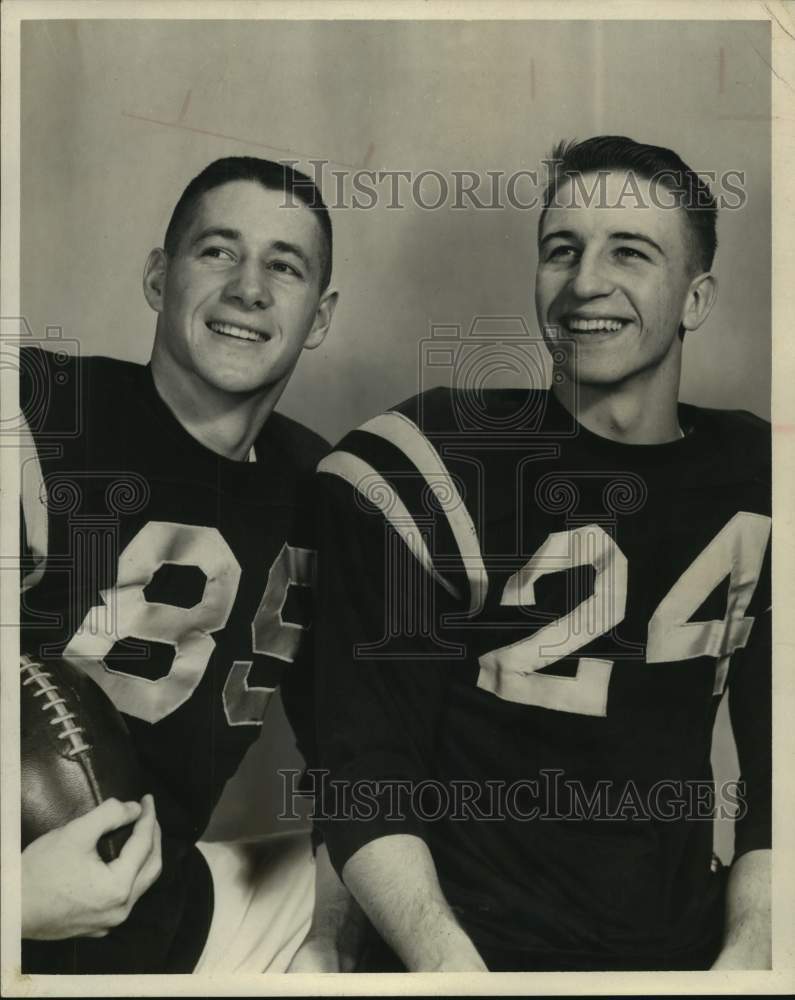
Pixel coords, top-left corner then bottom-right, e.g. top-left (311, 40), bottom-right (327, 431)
top-left (712, 848), bottom-right (771, 969)
top-left (341, 833), bottom-right (487, 972)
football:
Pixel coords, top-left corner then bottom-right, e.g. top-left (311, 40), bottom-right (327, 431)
top-left (21, 654), bottom-right (145, 863)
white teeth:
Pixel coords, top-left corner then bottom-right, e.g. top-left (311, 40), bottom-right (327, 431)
top-left (567, 318), bottom-right (624, 333)
top-left (208, 321), bottom-right (266, 342)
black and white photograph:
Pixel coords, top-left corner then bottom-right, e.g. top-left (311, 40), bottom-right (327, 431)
top-left (1, 1), bottom-right (793, 995)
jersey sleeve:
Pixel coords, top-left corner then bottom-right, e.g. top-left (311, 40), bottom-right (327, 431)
top-left (19, 413), bottom-right (48, 595)
top-left (728, 605), bottom-right (771, 859)
top-left (18, 348), bottom-right (58, 596)
top-left (280, 632), bottom-right (317, 770)
top-left (313, 460), bottom-right (457, 876)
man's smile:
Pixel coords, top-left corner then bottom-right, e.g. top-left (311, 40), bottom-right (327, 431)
top-left (206, 319), bottom-right (272, 343)
top-left (559, 313), bottom-right (633, 334)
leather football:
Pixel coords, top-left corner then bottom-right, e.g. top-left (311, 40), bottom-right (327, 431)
top-left (21, 654), bottom-right (145, 863)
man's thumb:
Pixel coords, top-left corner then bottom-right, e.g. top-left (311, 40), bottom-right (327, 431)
top-left (68, 798), bottom-right (142, 845)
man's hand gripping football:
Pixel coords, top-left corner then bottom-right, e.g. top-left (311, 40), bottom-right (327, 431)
top-left (21, 794), bottom-right (162, 940)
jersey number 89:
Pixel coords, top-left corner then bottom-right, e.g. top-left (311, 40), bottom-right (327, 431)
top-left (63, 521), bottom-right (313, 727)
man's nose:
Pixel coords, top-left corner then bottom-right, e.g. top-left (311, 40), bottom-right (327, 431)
top-left (569, 248), bottom-right (615, 300)
top-left (224, 261), bottom-right (273, 309)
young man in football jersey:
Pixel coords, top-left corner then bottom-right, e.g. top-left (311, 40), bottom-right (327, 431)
top-left (19, 156), bottom-right (361, 973)
top-left (314, 136), bottom-right (771, 971)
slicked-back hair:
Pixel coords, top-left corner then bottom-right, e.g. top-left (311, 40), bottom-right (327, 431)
top-left (540, 135), bottom-right (717, 274)
top-left (163, 157), bottom-right (333, 290)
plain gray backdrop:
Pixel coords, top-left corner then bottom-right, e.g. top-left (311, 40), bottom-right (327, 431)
top-left (21, 18), bottom-right (771, 855)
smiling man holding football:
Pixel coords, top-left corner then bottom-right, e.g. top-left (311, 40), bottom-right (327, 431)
top-left (19, 157), bottom-right (358, 973)
top-left (313, 136), bottom-right (771, 971)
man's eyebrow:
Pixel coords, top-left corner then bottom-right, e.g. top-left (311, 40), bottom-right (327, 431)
top-left (609, 231), bottom-right (665, 256)
top-left (190, 231), bottom-right (314, 270)
top-left (192, 226), bottom-right (241, 245)
top-left (270, 240), bottom-right (313, 271)
top-left (538, 228), bottom-right (666, 257)
top-left (539, 229), bottom-right (578, 248)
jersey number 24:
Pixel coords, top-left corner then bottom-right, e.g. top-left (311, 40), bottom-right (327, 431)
top-left (477, 512), bottom-right (770, 716)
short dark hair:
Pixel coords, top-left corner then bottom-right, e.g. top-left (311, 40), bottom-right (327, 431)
top-left (163, 156), bottom-right (333, 290)
top-left (540, 135), bottom-right (717, 274)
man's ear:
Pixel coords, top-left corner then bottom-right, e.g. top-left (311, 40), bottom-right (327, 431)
top-left (681, 271), bottom-right (718, 334)
top-left (143, 248), bottom-right (168, 314)
top-left (304, 289), bottom-right (339, 350)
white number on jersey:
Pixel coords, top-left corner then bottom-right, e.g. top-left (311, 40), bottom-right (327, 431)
top-left (223, 543), bottom-right (315, 726)
top-left (63, 522), bottom-right (313, 726)
top-left (477, 514), bottom-right (770, 716)
top-left (478, 525), bottom-right (625, 717)
top-left (646, 512), bottom-right (771, 695)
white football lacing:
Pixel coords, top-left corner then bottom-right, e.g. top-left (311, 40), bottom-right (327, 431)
top-left (21, 655), bottom-right (91, 759)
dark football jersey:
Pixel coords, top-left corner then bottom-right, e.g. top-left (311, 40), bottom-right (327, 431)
top-left (19, 346), bottom-right (326, 973)
top-left (314, 386), bottom-right (771, 970)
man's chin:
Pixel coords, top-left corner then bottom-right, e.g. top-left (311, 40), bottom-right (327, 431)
top-left (551, 363), bottom-right (629, 391)
top-left (198, 364), bottom-right (281, 398)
